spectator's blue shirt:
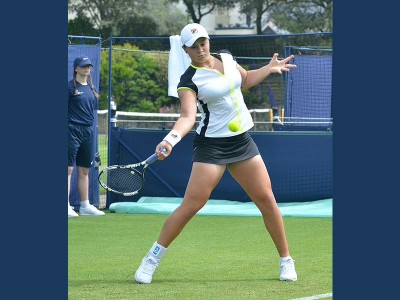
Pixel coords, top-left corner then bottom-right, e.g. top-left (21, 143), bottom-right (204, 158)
top-left (68, 80), bottom-right (98, 126)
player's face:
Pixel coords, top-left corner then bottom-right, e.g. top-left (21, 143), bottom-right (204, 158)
top-left (184, 38), bottom-right (210, 65)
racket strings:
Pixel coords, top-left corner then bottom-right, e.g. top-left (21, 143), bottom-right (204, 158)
top-left (99, 168), bottom-right (144, 193)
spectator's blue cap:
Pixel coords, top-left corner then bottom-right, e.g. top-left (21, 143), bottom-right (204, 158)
top-left (73, 56), bottom-right (93, 68)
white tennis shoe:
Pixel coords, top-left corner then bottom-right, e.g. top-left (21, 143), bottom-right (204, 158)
top-left (134, 254), bottom-right (160, 284)
top-left (68, 205), bottom-right (79, 218)
top-left (280, 258), bottom-right (298, 281)
top-left (79, 204), bottom-right (105, 216)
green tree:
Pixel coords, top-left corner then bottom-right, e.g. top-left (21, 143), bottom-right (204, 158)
top-left (116, 15), bottom-right (159, 37)
top-left (68, 0), bottom-right (187, 37)
top-left (68, 0), bottom-right (148, 33)
top-left (68, 16), bottom-right (98, 36)
top-left (169, 0), bottom-right (238, 24)
top-left (239, 0), bottom-right (332, 34)
top-left (136, 0), bottom-right (188, 36)
top-left (239, 0), bottom-right (281, 34)
top-left (98, 44), bottom-right (172, 112)
top-left (270, 0), bottom-right (332, 33)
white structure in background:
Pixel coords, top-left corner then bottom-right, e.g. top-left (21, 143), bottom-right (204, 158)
top-left (176, 1), bottom-right (285, 35)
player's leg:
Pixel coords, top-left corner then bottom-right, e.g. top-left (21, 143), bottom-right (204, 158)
top-left (134, 162), bottom-right (226, 284)
top-left (158, 162), bottom-right (226, 247)
top-left (228, 155), bottom-right (288, 254)
top-left (228, 155), bottom-right (297, 281)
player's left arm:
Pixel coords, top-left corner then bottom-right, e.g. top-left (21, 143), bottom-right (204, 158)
top-left (238, 53), bottom-right (296, 90)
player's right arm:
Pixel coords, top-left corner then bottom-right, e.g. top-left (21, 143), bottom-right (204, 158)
top-left (156, 89), bottom-right (198, 158)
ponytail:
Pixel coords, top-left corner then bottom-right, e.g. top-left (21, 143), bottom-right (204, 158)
top-left (87, 74), bottom-right (99, 99)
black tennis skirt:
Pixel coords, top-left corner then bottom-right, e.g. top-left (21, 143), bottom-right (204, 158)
top-left (192, 131), bottom-right (260, 164)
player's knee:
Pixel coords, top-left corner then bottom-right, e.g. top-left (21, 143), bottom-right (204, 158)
top-left (181, 201), bottom-right (206, 217)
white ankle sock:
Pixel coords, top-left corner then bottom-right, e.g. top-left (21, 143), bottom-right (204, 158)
top-left (280, 256), bottom-right (293, 262)
top-left (149, 241), bottom-right (167, 260)
top-left (80, 200), bottom-right (90, 208)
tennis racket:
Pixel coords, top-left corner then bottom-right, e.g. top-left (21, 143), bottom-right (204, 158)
top-left (98, 148), bottom-right (167, 196)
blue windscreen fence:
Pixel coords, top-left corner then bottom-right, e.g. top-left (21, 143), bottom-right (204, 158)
top-left (106, 128), bottom-right (332, 207)
top-left (68, 38), bottom-right (102, 208)
top-left (279, 47), bottom-right (332, 132)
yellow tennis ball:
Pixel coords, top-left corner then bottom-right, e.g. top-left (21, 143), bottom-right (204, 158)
top-left (228, 120), bottom-right (240, 132)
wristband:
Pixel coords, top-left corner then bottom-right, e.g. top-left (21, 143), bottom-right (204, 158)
top-left (163, 130), bottom-right (182, 147)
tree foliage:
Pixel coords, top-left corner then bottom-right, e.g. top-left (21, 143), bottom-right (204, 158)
top-left (269, 0), bottom-right (332, 33)
top-left (239, 0), bottom-right (332, 34)
top-left (69, 0), bottom-right (332, 37)
top-left (116, 15), bottom-right (159, 37)
top-left (169, 0), bottom-right (239, 24)
top-left (138, 0), bottom-right (188, 36)
top-left (68, 16), bottom-right (100, 37)
top-left (98, 44), bottom-right (173, 112)
top-left (69, 0), bottom-right (188, 37)
top-left (239, 0), bottom-right (277, 34)
top-left (68, 0), bottom-right (145, 30)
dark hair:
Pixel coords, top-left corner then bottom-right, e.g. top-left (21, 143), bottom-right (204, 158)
top-left (72, 69), bottom-right (99, 98)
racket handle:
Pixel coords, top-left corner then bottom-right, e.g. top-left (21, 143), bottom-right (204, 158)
top-left (146, 147), bottom-right (168, 164)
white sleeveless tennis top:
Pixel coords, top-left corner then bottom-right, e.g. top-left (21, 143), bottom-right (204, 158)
top-left (177, 51), bottom-right (254, 138)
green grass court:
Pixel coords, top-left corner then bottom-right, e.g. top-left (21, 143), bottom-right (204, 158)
top-left (68, 213), bottom-right (332, 299)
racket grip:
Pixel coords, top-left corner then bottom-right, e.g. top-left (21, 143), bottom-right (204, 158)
top-left (146, 147), bottom-right (168, 164)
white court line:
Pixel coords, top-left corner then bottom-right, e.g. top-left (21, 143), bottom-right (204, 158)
top-left (291, 293), bottom-right (333, 300)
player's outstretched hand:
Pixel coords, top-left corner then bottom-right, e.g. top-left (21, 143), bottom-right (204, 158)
top-left (268, 53), bottom-right (297, 74)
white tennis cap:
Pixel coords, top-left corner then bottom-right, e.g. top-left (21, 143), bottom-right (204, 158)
top-left (180, 23), bottom-right (210, 47)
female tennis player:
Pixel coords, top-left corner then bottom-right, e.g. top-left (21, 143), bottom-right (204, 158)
top-left (134, 23), bottom-right (297, 283)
